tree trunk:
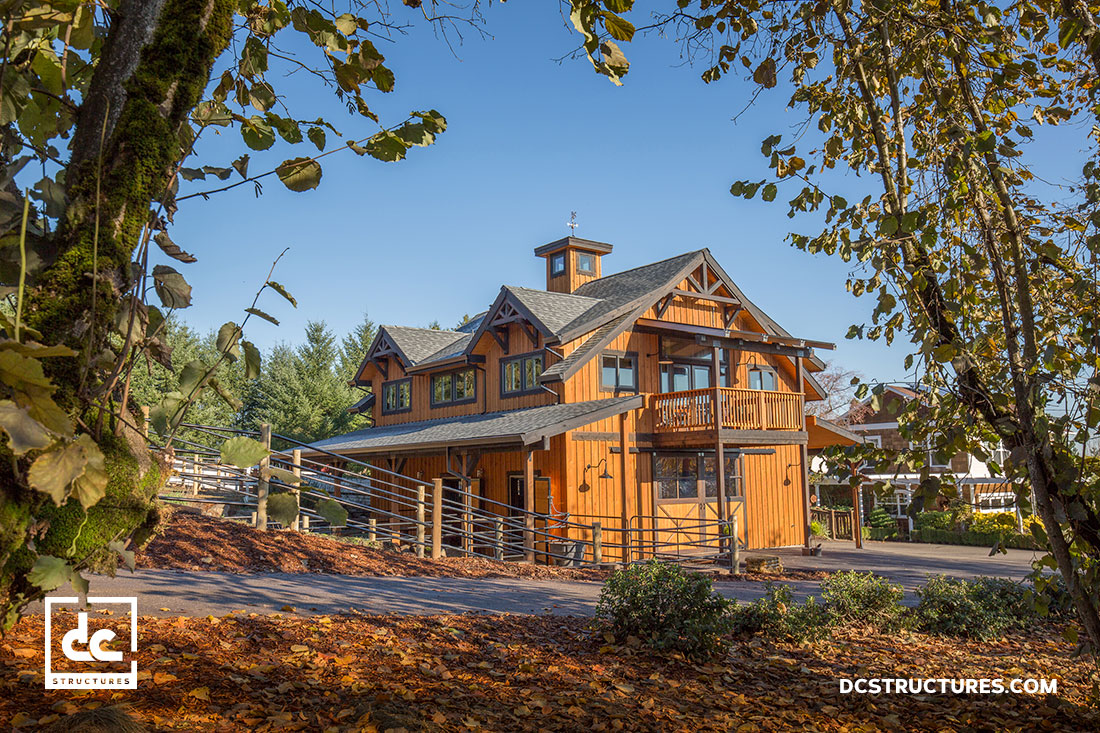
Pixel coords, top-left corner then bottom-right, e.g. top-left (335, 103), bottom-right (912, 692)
top-left (1, 0), bottom-right (237, 624)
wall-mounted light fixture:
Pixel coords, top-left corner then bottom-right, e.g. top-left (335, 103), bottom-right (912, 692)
top-left (584, 458), bottom-right (613, 482)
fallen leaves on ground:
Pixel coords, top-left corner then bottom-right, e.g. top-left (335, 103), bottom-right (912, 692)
top-left (2, 613), bottom-right (1095, 732)
top-left (138, 512), bottom-right (828, 584)
top-left (138, 512), bottom-right (607, 580)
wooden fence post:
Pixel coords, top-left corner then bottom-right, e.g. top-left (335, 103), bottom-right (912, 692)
top-left (462, 478), bottom-right (475, 556)
top-left (255, 424), bottom-right (271, 531)
top-left (291, 448), bottom-right (302, 531)
top-left (730, 513), bottom-right (741, 574)
top-left (432, 478), bottom-right (443, 560)
top-left (368, 518), bottom-right (377, 544)
top-left (592, 522), bottom-right (603, 564)
top-left (493, 518), bottom-right (504, 561)
top-left (523, 449), bottom-right (535, 563)
top-left (416, 485), bottom-right (426, 558)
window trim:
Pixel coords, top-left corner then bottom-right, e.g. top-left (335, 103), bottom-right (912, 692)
top-left (429, 366), bottom-right (478, 409)
top-left (500, 350), bottom-right (545, 398)
top-left (653, 451), bottom-right (742, 505)
top-left (910, 438), bottom-right (951, 469)
top-left (549, 253), bottom-right (566, 277)
top-left (599, 350), bottom-right (639, 394)
top-left (747, 364), bottom-right (779, 391)
top-left (380, 377), bottom-right (412, 415)
top-left (576, 252), bottom-right (597, 275)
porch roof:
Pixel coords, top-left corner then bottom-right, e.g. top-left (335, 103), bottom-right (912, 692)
top-left (306, 395), bottom-right (644, 456)
top-left (806, 415), bottom-right (862, 451)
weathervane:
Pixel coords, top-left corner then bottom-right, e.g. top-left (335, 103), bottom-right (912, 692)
top-left (567, 211), bottom-right (578, 235)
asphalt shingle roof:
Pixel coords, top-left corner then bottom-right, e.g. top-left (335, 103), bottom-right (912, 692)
top-left (383, 326), bottom-right (468, 366)
top-left (308, 396), bottom-right (642, 455)
top-left (503, 286), bottom-right (602, 336)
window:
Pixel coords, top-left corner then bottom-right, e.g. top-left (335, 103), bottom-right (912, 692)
top-left (600, 352), bottom-right (637, 392)
top-left (656, 453), bottom-right (740, 502)
top-left (381, 378), bottom-right (411, 414)
top-left (502, 352), bottom-right (543, 396)
top-left (878, 489), bottom-right (911, 518)
top-left (990, 441), bottom-right (1011, 467)
top-left (431, 367), bottom-right (476, 407)
top-left (862, 434), bottom-right (882, 471)
top-left (657, 340), bottom-right (729, 393)
top-left (577, 252), bottom-right (596, 275)
top-left (911, 437), bottom-right (950, 469)
top-left (748, 367), bottom-right (778, 391)
top-left (550, 253), bottom-right (566, 276)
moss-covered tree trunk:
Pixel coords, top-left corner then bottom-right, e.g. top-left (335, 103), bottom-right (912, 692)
top-left (1, 0), bottom-right (236, 622)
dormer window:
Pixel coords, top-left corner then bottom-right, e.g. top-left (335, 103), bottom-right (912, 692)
top-left (550, 253), bottom-right (566, 277)
top-left (576, 252), bottom-right (596, 275)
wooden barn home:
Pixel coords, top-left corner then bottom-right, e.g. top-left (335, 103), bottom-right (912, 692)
top-left (306, 237), bottom-right (839, 563)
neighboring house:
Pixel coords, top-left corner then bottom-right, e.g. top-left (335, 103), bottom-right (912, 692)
top-left (844, 385), bottom-right (1023, 526)
top-left (306, 237), bottom-right (835, 559)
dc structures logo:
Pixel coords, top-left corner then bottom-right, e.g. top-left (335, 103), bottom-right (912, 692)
top-left (44, 597), bottom-right (138, 689)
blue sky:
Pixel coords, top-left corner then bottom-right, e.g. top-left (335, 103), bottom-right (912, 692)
top-left (161, 2), bottom-right (1075, 385)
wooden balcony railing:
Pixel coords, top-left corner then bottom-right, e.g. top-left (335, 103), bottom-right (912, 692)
top-left (652, 388), bottom-right (804, 432)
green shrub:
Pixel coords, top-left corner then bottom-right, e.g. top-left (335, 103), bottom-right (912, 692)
top-left (969, 512), bottom-right (1018, 534)
top-left (810, 520), bottom-right (829, 538)
top-left (867, 526), bottom-right (898, 541)
top-left (913, 576), bottom-right (1033, 640)
top-left (867, 505), bottom-right (895, 529)
top-left (821, 571), bottom-right (905, 630)
top-left (729, 583), bottom-right (831, 642)
top-left (914, 510), bottom-right (956, 532)
top-left (595, 561), bottom-right (735, 659)
top-left (1030, 573), bottom-right (1075, 620)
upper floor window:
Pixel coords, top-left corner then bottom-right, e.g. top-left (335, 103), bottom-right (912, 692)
top-left (431, 367), bottom-right (477, 407)
top-left (576, 252), bottom-right (596, 275)
top-left (862, 434), bottom-right (882, 471)
top-left (748, 366), bottom-right (777, 391)
top-left (381, 378), bottom-right (411, 414)
top-left (502, 352), bottom-right (543, 396)
top-left (911, 437), bottom-right (951, 469)
top-left (989, 441), bottom-right (1011, 468)
top-left (601, 353), bottom-right (637, 392)
top-left (550, 253), bottom-right (566, 277)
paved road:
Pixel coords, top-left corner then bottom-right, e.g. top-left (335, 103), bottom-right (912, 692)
top-left (26, 541), bottom-right (1039, 618)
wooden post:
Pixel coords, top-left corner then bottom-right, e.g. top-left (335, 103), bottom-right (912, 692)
top-left (493, 518), bottom-right (504, 561)
top-left (432, 478), bottom-right (443, 560)
top-left (757, 390), bottom-right (767, 430)
top-left (524, 449), bottom-right (535, 563)
top-left (141, 406), bottom-right (150, 438)
top-left (301, 515), bottom-right (310, 530)
top-left (796, 357), bottom-right (813, 554)
top-left (416, 485), bottom-right (426, 558)
top-left (291, 449), bottom-right (302, 531)
top-left (462, 477), bottom-right (474, 555)
top-left (255, 423), bottom-right (271, 531)
top-left (618, 414), bottom-right (631, 565)
top-left (852, 483), bottom-right (863, 549)
top-left (469, 478), bottom-right (480, 555)
top-left (368, 518), bottom-right (377, 544)
top-left (712, 346), bottom-right (728, 563)
top-left (730, 513), bottom-right (741, 573)
top-left (592, 522), bottom-right (603, 564)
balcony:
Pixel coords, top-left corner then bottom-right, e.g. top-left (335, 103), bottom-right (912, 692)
top-left (652, 388), bottom-right (804, 432)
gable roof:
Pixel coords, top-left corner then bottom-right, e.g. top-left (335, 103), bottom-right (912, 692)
top-left (356, 245), bottom-right (828, 385)
top-left (382, 326), bottom-right (468, 367)
top-left (307, 395), bottom-right (643, 455)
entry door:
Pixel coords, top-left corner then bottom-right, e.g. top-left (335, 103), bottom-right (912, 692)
top-left (506, 475), bottom-right (525, 546)
top-left (660, 363), bottom-right (714, 392)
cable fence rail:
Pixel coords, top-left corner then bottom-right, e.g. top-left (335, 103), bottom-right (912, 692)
top-left (156, 422), bottom-right (744, 569)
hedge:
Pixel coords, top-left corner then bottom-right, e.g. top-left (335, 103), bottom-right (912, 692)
top-left (910, 527), bottom-right (1040, 550)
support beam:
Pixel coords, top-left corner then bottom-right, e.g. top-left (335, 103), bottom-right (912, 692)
top-left (712, 346), bottom-right (728, 563)
top-left (619, 413), bottom-right (631, 565)
top-left (524, 449), bottom-right (535, 563)
top-left (797, 357), bottom-right (813, 554)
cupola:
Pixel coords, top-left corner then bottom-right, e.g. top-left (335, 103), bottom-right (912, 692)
top-left (533, 236), bottom-right (613, 293)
